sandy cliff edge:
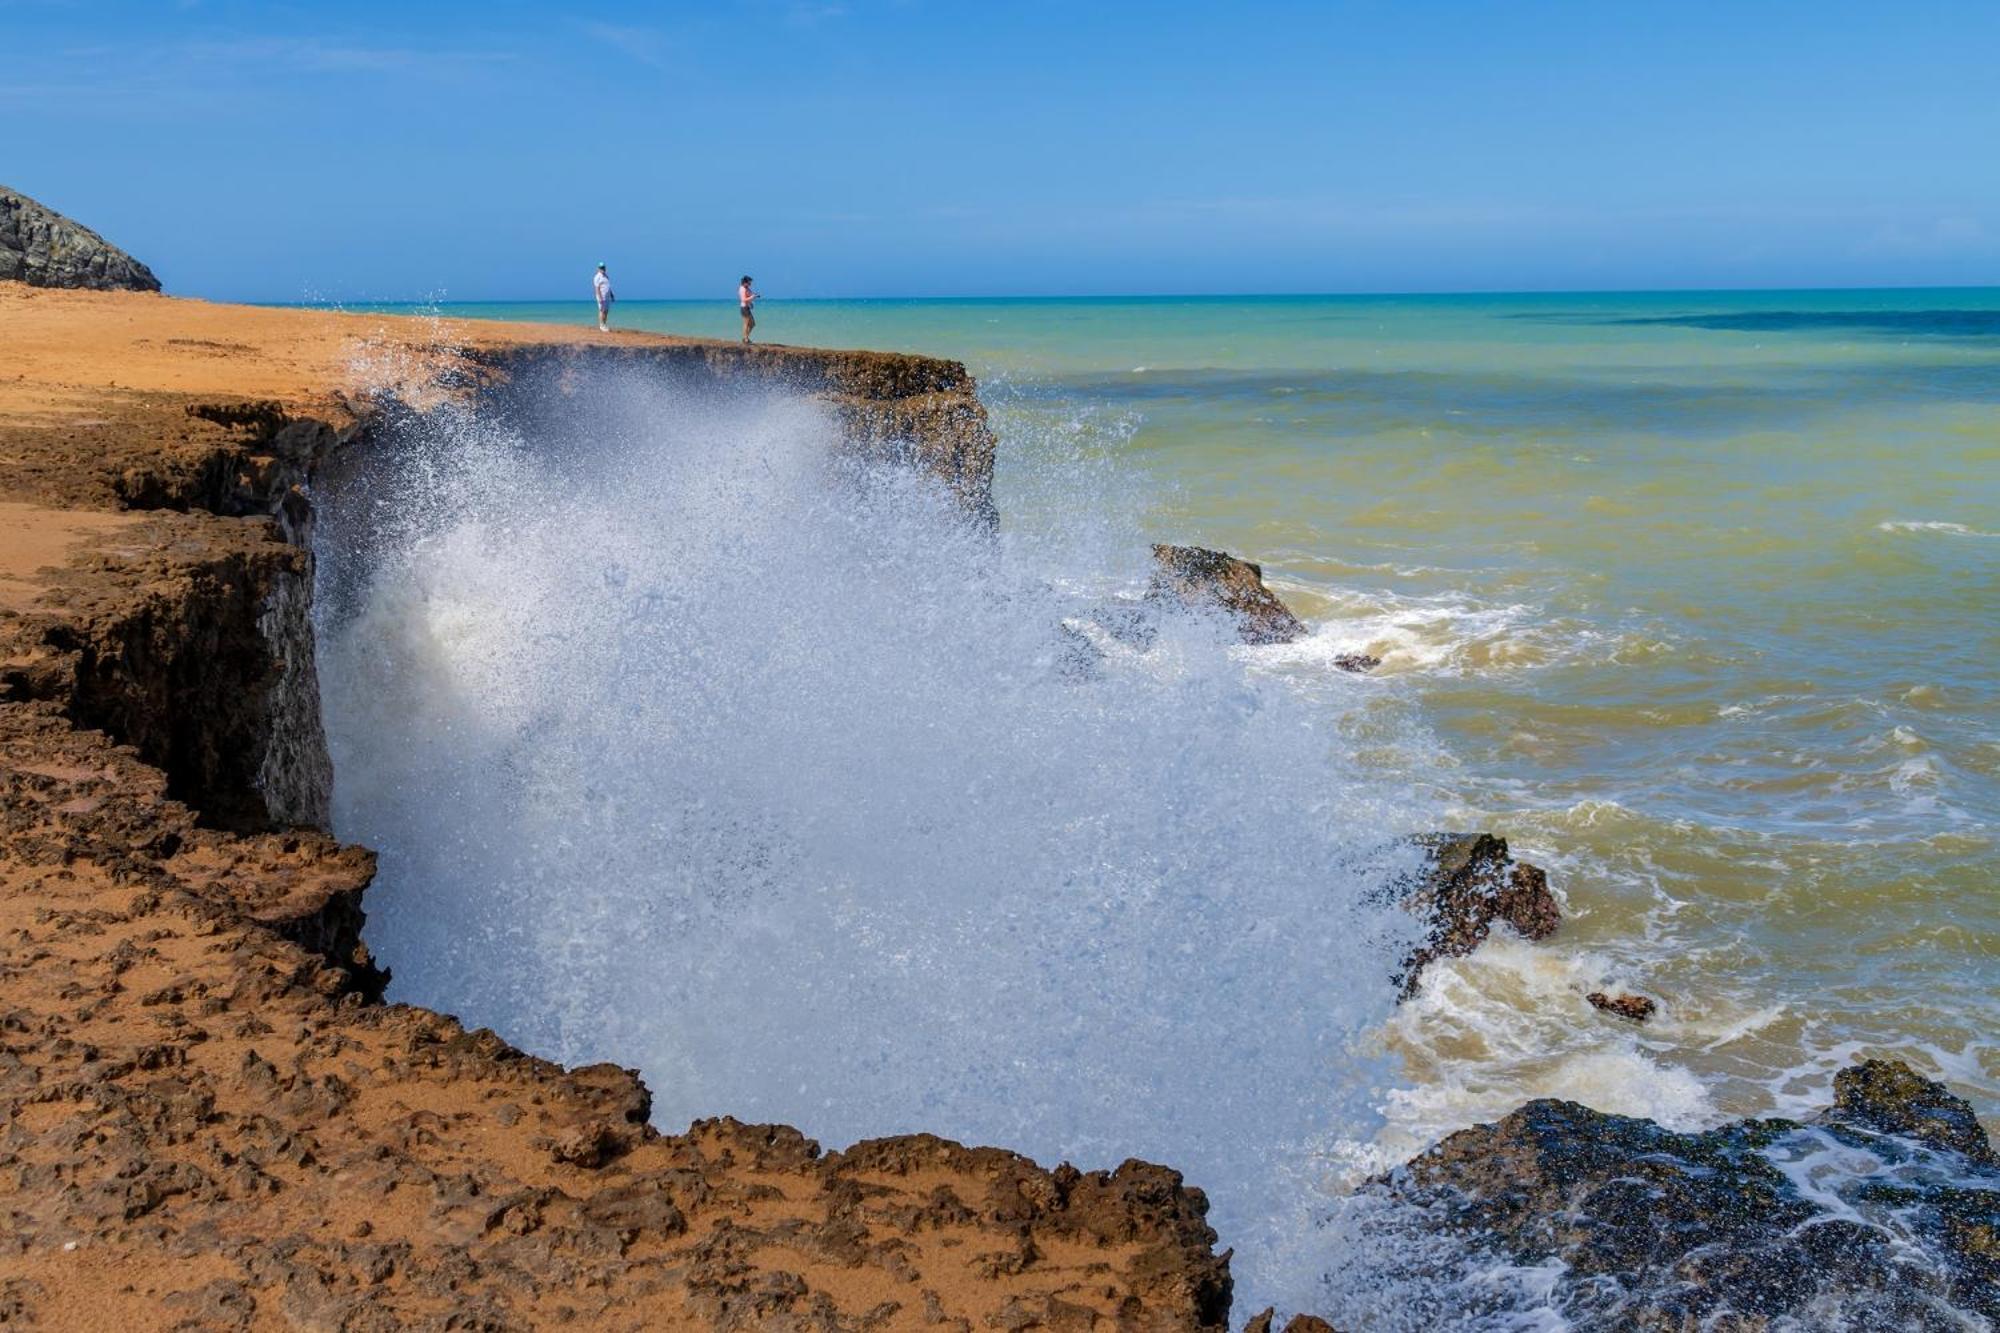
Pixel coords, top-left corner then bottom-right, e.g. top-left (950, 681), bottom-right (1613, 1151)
top-left (0, 287), bottom-right (1227, 1330)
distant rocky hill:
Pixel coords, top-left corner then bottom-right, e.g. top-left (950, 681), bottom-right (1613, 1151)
top-left (0, 184), bottom-right (160, 291)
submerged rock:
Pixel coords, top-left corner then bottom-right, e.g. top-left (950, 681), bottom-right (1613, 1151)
top-left (1393, 832), bottom-right (1559, 997)
top-left (1373, 1060), bottom-right (2000, 1329)
top-left (1587, 990), bottom-right (1658, 1022)
top-left (1148, 543), bottom-right (1307, 645)
top-left (1, 184), bottom-right (161, 291)
top-left (1331, 652), bottom-right (1381, 673)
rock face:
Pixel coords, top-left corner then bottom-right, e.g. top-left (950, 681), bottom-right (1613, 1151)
top-left (1148, 544), bottom-right (1307, 645)
top-left (1393, 832), bottom-right (1559, 996)
top-left (1375, 1060), bottom-right (2000, 1330)
top-left (0, 293), bottom-right (1224, 1328)
top-left (0, 185), bottom-right (161, 291)
top-left (481, 341), bottom-right (999, 525)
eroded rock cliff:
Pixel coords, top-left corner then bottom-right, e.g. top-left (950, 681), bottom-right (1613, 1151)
top-left (0, 288), bottom-right (1219, 1329)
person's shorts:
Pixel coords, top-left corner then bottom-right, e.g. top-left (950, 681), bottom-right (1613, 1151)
top-left (740, 305), bottom-right (754, 317)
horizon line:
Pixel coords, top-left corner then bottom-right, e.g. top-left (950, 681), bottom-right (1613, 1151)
top-left (256, 281), bottom-right (2000, 308)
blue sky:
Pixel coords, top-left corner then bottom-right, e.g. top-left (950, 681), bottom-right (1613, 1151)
top-left (4, 0), bottom-right (1998, 300)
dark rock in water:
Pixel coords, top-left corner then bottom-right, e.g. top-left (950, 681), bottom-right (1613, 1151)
top-left (1244, 1311), bottom-right (1342, 1333)
top-left (1, 184), bottom-right (161, 291)
top-left (1587, 990), bottom-right (1657, 1022)
top-left (1148, 544), bottom-right (1306, 645)
top-left (1332, 652), bottom-right (1380, 673)
top-left (1374, 1060), bottom-right (2000, 1329)
top-left (1826, 1058), bottom-right (1997, 1165)
top-left (1393, 832), bottom-right (1559, 997)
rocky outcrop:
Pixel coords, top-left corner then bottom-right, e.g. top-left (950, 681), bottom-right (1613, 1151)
top-left (6, 512), bottom-right (332, 830)
top-left (1392, 832), bottom-right (1559, 996)
top-left (1586, 990), bottom-right (1657, 1022)
top-left (1148, 544), bottom-right (1307, 645)
top-left (1827, 1058), bottom-right (1997, 1164)
top-left (0, 292), bottom-right (1229, 1327)
top-left (0, 185), bottom-right (160, 291)
top-left (1373, 1060), bottom-right (2000, 1330)
top-left (476, 342), bottom-right (999, 524)
top-left (0, 700), bottom-right (1231, 1327)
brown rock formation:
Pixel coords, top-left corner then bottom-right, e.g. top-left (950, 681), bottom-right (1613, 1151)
top-left (1148, 544), bottom-right (1307, 645)
top-left (1586, 991), bottom-right (1657, 1023)
top-left (0, 288), bottom-right (1226, 1328)
top-left (1393, 832), bottom-right (1559, 997)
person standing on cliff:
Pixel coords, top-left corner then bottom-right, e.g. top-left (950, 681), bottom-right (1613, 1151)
top-left (739, 275), bottom-right (759, 344)
top-left (593, 263), bottom-right (615, 332)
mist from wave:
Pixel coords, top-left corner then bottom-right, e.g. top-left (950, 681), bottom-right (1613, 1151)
top-left (313, 365), bottom-right (1459, 1315)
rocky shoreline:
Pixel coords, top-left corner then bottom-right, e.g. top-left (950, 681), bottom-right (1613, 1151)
top-left (3, 276), bottom-right (1993, 1329)
top-left (1, 285), bottom-right (1232, 1328)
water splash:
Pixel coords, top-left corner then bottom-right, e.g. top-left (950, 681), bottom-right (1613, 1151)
top-left (314, 363), bottom-right (1435, 1312)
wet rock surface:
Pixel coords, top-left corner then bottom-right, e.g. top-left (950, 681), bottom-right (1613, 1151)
top-left (1827, 1058), bottom-right (1997, 1165)
top-left (1, 185), bottom-right (161, 291)
top-left (1147, 544), bottom-right (1307, 645)
top-left (1392, 832), bottom-right (1559, 997)
top-left (1373, 1059), bottom-right (2000, 1330)
top-left (1585, 990), bottom-right (1657, 1022)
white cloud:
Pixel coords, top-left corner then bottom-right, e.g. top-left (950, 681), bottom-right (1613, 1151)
top-left (178, 35), bottom-right (515, 74)
top-left (581, 21), bottom-right (673, 69)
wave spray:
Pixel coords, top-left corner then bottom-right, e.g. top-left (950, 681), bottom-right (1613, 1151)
top-left (315, 363), bottom-right (1432, 1313)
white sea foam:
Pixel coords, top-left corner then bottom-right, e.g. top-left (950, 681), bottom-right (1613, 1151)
top-left (1348, 934), bottom-right (1721, 1181)
top-left (1877, 519), bottom-right (1997, 537)
top-left (1254, 586), bottom-right (1556, 675)
top-left (316, 367), bottom-right (1444, 1314)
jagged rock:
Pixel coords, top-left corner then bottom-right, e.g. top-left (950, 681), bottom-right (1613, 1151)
top-left (1148, 544), bottom-right (1306, 645)
top-left (1393, 833), bottom-right (1559, 996)
top-left (1332, 653), bottom-right (1380, 673)
top-left (1, 185), bottom-right (161, 291)
top-left (0, 295), bottom-right (1234, 1328)
top-left (1374, 1060), bottom-right (2000, 1330)
top-left (1826, 1058), bottom-right (1996, 1164)
top-left (1586, 991), bottom-right (1657, 1022)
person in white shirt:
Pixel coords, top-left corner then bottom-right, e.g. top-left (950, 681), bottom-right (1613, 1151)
top-left (593, 263), bottom-right (614, 332)
top-left (739, 275), bottom-right (759, 344)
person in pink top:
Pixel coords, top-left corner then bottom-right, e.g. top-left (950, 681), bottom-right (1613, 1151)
top-left (738, 275), bottom-right (759, 344)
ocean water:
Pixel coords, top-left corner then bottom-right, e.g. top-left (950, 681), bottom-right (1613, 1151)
top-left (319, 291), bottom-right (2000, 1323)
